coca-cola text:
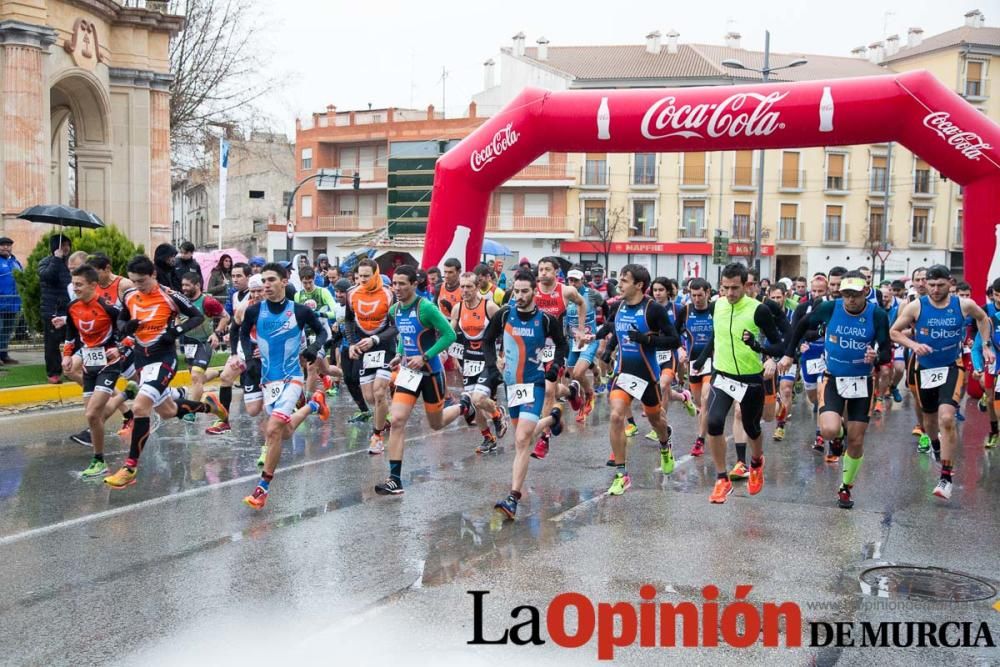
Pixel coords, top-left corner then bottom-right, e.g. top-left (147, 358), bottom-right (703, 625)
top-left (470, 122), bottom-right (520, 172)
top-left (641, 91), bottom-right (788, 140)
top-left (922, 111), bottom-right (992, 161)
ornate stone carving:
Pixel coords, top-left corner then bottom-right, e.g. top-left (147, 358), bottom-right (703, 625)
top-left (63, 18), bottom-right (103, 70)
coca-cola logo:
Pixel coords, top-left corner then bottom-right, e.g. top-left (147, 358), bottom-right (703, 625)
top-left (470, 122), bottom-right (520, 172)
top-left (641, 91), bottom-right (788, 140)
top-left (922, 111), bottom-right (992, 161)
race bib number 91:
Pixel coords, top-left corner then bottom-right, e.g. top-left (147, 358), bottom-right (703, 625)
top-left (508, 383), bottom-right (535, 407)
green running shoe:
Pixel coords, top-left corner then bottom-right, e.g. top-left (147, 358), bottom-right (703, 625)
top-left (81, 458), bottom-right (109, 478)
top-left (606, 472), bottom-right (632, 496)
top-left (660, 448), bottom-right (675, 475)
top-left (985, 433), bottom-right (998, 449)
top-left (123, 380), bottom-right (139, 400)
top-left (182, 412), bottom-right (197, 423)
top-left (645, 429), bottom-right (659, 442)
top-left (256, 445), bottom-right (267, 468)
top-left (624, 423), bottom-right (638, 438)
top-left (681, 390), bottom-right (698, 416)
top-left (917, 433), bottom-right (932, 453)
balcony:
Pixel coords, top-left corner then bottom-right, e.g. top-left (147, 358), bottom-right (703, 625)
top-left (731, 218), bottom-right (752, 240)
top-left (580, 164), bottom-right (609, 188)
top-left (629, 166), bottom-right (659, 189)
top-left (486, 215), bottom-right (574, 234)
top-left (315, 166), bottom-right (388, 190)
top-left (868, 174), bottom-right (891, 196)
top-left (961, 78), bottom-right (989, 102)
top-left (777, 219), bottom-right (804, 244)
top-left (730, 166), bottom-right (757, 191)
top-left (504, 163), bottom-right (575, 186)
top-left (778, 169), bottom-right (805, 193)
top-left (952, 221), bottom-right (964, 249)
top-left (316, 215), bottom-right (386, 231)
top-left (822, 220), bottom-right (846, 245)
top-left (824, 172), bottom-right (850, 195)
top-left (678, 224), bottom-right (707, 240)
top-left (912, 172), bottom-right (936, 199)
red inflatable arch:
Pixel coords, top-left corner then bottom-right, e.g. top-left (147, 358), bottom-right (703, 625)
top-left (423, 70), bottom-right (1000, 299)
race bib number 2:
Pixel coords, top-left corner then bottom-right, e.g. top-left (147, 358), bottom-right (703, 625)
top-left (617, 373), bottom-right (649, 400)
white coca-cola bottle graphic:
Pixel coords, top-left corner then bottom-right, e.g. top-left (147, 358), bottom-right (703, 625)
top-left (986, 224), bottom-right (1000, 292)
top-left (438, 225), bottom-right (471, 270)
top-left (597, 97), bottom-right (611, 140)
top-left (819, 86), bottom-right (834, 132)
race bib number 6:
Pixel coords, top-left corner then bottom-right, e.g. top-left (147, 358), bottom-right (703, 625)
top-left (712, 374), bottom-right (748, 402)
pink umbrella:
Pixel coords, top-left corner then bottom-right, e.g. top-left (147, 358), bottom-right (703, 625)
top-left (194, 248), bottom-right (248, 282)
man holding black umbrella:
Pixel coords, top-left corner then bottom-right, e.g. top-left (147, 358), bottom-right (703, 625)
top-left (0, 236), bottom-right (22, 366)
top-left (38, 235), bottom-right (72, 383)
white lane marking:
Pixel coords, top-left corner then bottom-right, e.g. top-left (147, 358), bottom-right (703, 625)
top-left (0, 428), bottom-right (454, 546)
top-left (872, 541), bottom-right (882, 560)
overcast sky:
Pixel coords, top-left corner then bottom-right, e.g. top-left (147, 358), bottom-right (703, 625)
top-left (254, 1), bottom-right (996, 137)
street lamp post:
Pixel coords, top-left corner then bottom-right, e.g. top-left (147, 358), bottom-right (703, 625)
top-left (284, 169), bottom-right (340, 258)
top-left (722, 32), bottom-right (807, 277)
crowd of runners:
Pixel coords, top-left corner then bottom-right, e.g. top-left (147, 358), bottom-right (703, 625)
top-left (57, 251), bottom-right (997, 516)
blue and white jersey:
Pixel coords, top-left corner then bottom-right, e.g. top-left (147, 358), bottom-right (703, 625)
top-left (825, 300), bottom-right (877, 377)
top-left (914, 295), bottom-right (964, 368)
top-left (565, 284), bottom-right (597, 336)
top-left (242, 300), bottom-right (326, 384)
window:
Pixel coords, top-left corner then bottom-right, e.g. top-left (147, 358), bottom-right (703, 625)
top-left (914, 158), bottom-right (932, 194)
top-left (631, 200), bottom-right (655, 237)
top-left (300, 195), bottom-right (313, 218)
top-left (868, 205), bottom-right (885, 243)
top-left (733, 202), bottom-right (752, 238)
top-left (248, 190), bottom-right (265, 199)
top-left (965, 61), bottom-right (984, 97)
top-left (282, 191), bottom-right (294, 208)
top-left (955, 210), bottom-right (963, 247)
top-left (912, 207), bottom-right (931, 244)
top-left (780, 152), bottom-right (801, 189)
top-left (337, 194), bottom-right (356, 216)
top-left (524, 193), bottom-right (550, 217)
top-left (825, 205), bottom-right (843, 242)
top-left (584, 153), bottom-right (607, 185)
top-left (682, 152), bottom-right (706, 186)
top-left (826, 153), bottom-right (845, 190)
top-left (633, 153), bottom-right (656, 185)
top-left (498, 193), bottom-right (514, 229)
top-left (301, 147), bottom-right (313, 170)
top-left (583, 200), bottom-right (606, 237)
top-left (733, 151), bottom-right (754, 187)
top-left (680, 200), bottom-right (705, 238)
top-left (779, 203), bottom-right (798, 241)
top-left (339, 146), bottom-right (359, 171)
top-left (870, 155), bottom-right (887, 192)
top-left (253, 218), bottom-right (266, 233)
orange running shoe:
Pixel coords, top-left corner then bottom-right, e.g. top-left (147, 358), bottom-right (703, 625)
top-left (243, 485), bottom-right (268, 510)
top-left (709, 478), bottom-right (734, 503)
top-left (748, 458), bottom-right (765, 495)
top-left (311, 391), bottom-right (330, 421)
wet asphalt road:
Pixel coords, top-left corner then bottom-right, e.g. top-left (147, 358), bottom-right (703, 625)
top-left (0, 380), bottom-right (998, 666)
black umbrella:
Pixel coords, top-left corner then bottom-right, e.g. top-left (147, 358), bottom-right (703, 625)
top-left (17, 204), bottom-right (105, 229)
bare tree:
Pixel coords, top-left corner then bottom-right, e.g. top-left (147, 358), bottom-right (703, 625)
top-left (581, 206), bottom-right (628, 270)
top-left (168, 0), bottom-right (281, 169)
top-left (863, 212), bottom-right (892, 281)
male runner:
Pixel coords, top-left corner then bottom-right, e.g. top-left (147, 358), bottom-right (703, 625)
top-left (202, 262), bottom-right (252, 434)
top-left (565, 267), bottom-right (601, 423)
top-left (684, 278), bottom-right (714, 456)
top-left (179, 272), bottom-right (228, 403)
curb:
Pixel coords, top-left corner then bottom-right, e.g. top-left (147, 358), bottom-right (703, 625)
top-left (0, 369), bottom-right (214, 408)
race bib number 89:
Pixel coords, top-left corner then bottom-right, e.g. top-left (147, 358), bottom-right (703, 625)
top-left (264, 382), bottom-right (284, 406)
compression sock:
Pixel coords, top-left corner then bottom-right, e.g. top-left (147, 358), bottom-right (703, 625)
top-left (842, 454), bottom-right (864, 486)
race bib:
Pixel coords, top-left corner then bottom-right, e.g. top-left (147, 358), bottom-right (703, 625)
top-left (463, 359), bottom-right (485, 377)
top-left (508, 382), bottom-right (535, 407)
top-left (183, 344), bottom-right (198, 359)
top-left (806, 357), bottom-right (827, 375)
top-left (656, 350), bottom-right (672, 365)
top-left (396, 366), bottom-right (423, 392)
top-left (540, 345), bottom-right (556, 363)
top-left (617, 373), bottom-right (649, 400)
top-left (81, 346), bottom-right (107, 368)
top-left (363, 350), bottom-right (386, 370)
top-left (920, 367), bottom-right (949, 389)
top-left (139, 362), bottom-right (162, 384)
top-left (448, 343), bottom-right (464, 359)
top-left (782, 364), bottom-right (798, 378)
top-left (712, 374), bottom-right (748, 402)
top-left (264, 381), bottom-right (284, 406)
top-left (835, 376), bottom-right (868, 399)
top-left (692, 357), bottom-right (713, 376)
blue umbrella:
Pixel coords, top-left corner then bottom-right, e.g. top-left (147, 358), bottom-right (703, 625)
top-left (481, 238), bottom-right (512, 256)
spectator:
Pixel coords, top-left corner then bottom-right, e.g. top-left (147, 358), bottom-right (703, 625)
top-left (427, 266), bottom-right (441, 297)
top-left (174, 241), bottom-right (202, 284)
top-left (249, 256), bottom-right (266, 274)
top-left (207, 253), bottom-right (233, 297)
top-left (153, 243), bottom-right (181, 290)
top-left (38, 234), bottom-right (72, 383)
top-left (314, 253), bottom-right (331, 287)
top-left (0, 236), bottom-right (23, 366)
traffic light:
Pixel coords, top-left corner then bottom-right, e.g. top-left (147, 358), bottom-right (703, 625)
top-left (353, 173), bottom-right (361, 190)
top-left (712, 234), bottom-right (730, 265)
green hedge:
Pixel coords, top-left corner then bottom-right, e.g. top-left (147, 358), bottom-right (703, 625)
top-left (14, 227), bottom-right (145, 332)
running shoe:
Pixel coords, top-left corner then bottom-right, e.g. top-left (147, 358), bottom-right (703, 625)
top-left (182, 412), bottom-right (197, 423)
top-left (549, 406), bottom-right (564, 437)
top-left (568, 380), bottom-right (584, 412)
top-left (728, 461), bottom-right (750, 480)
top-left (494, 494), bottom-right (518, 519)
top-left (891, 387), bottom-right (903, 403)
top-left (932, 479), bottom-right (953, 500)
top-left (492, 407), bottom-right (509, 439)
top-left (645, 430), bottom-right (659, 442)
top-left (476, 436), bottom-right (498, 454)
top-left (311, 391), bottom-right (330, 421)
top-left (986, 433), bottom-right (999, 449)
top-left (912, 424), bottom-right (924, 437)
top-left (624, 423), bottom-right (638, 438)
top-left (256, 445), bottom-right (267, 468)
top-left (326, 384), bottom-right (340, 397)
top-left (243, 485), bottom-right (268, 510)
top-left (681, 390), bottom-right (697, 416)
top-left (203, 393), bottom-right (229, 422)
top-left (605, 452), bottom-right (616, 466)
top-left (123, 380), bottom-right (139, 400)
top-left (117, 418), bottom-right (133, 439)
top-left (70, 429), bottom-right (92, 447)
top-left (660, 448), bottom-right (675, 475)
top-left (917, 433), bottom-right (931, 453)
top-left (375, 477), bottom-right (404, 495)
top-left (813, 435), bottom-right (825, 452)
top-left (873, 398), bottom-right (883, 416)
top-left (773, 426), bottom-right (785, 441)
top-left (530, 433), bottom-right (550, 459)
top-left (978, 395), bottom-right (989, 413)
top-left (709, 478), bottom-right (734, 503)
top-left (205, 420), bottom-right (231, 435)
top-left (606, 472), bottom-right (631, 496)
top-left (691, 437), bottom-right (705, 457)
top-left (747, 458), bottom-right (765, 495)
top-left (348, 411), bottom-right (372, 424)
top-left (104, 466), bottom-right (137, 489)
top-left (460, 393), bottom-right (475, 425)
top-left (837, 484), bottom-right (855, 509)
top-left (368, 433), bottom-right (384, 455)
top-left (81, 458), bottom-right (109, 478)
top-left (321, 374), bottom-right (333, 392)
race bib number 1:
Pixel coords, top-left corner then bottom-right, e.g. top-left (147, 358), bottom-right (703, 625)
top-left (617, 373), bottom-right (650, 400)
top-left (712, 374), bottom-right (748, 402)
top-left (508, 383), bottom-right (535, 407)
top-left (920, 367), bottom-right (949, 389)
top-left (806, 357), bottom-right (827, 375)
top-left (396, 367), bottom-right (423, 392)
top-left (363, 350), bottom-right (386, 370)
top-left (835, 376), bottom-right (868, 399)
top-left (82, 346), bottom-right (107, 367)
